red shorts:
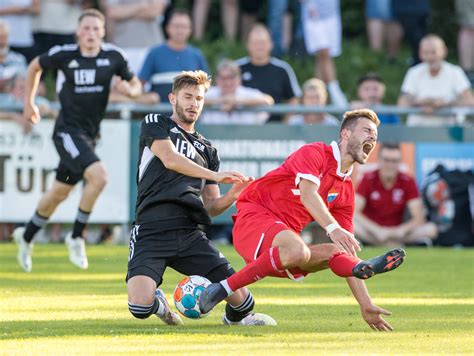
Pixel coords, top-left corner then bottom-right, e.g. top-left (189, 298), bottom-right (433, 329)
top-left (232, 202), bottom-right (309, 281)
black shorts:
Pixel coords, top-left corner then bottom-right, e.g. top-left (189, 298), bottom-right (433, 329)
top-left (52, 131), bottom-right (100, 185)
top-left (126, 225), bottom-right (234, 286)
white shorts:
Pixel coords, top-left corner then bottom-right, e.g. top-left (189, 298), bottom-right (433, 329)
top-left (302, 16), bottom-right (342, 57)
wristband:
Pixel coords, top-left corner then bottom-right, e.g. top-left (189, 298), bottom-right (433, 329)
top-left (325, 223), bottom-right (340, 234)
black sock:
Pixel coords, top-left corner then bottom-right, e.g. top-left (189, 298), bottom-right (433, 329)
top-left (24, 211), bottom-right (48, 243)
top-left (225, 292), bottom-right (255, 322)
top-left (128, 298), bottom-right (160, 319)
top-left (72, 208), bottom-right (90, 239)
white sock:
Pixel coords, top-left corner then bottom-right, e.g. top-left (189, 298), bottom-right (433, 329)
top-left (220, 280), bottom-right (234, 296)
top-left (327, 80), bottom-right (348, 106)
top-left (155, 298), bottom-right (166, 316)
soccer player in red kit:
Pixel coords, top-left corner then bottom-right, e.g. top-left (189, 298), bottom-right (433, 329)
top-left (200, 109), bottom-right (406, 331)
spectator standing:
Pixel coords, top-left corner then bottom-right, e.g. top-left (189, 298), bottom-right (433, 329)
top-left (455, 0), bottom-right (474, 82)
top-left (240, 0), bottom-right (264, 42)
top-left (139, 9), bottom-right (208, 102)
top-left (201, 59), bottom-right (273, 125)
top-left (355, 142), bottom-right (437, 246)
top-left (32, 0), bottom-right (84, 57)
top-left (0, 20), bottom-right (27, 93)
top-left (392, 0), bottom-right (430, 65)
top-left (236, 24), bottom-right (301, 123)
top-left (192, 0), bottom-right (238, 42)
top-left (105, 0), bottom-right (168, 74)
top-left (287, 78), bottom-right (338, 125)
top-left (351, 73), bottom-right (400, 124)
top-left (300, 0), bottom-right (347, 106)
top-left (365, 0), bottom-right (402, 63)
top-left (0, 0), bottom-right (38, 62)
top-left (398, 34), bottom-right (473, 126)
top-left (267, 0), bottom-right (303, 58)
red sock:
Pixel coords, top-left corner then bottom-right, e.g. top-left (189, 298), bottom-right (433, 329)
top-left (328, 251), bottom-right (361, 277)
top-left (227, 247), bottom-right (284, 291)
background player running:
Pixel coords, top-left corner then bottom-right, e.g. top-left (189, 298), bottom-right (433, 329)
top-left (13, 9), bottom-right (142, 272)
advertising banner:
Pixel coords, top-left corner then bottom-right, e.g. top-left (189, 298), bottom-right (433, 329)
top-left (0, 119), bottom-right (130, 223)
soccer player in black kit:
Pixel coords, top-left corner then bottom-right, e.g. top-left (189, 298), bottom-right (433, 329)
top-left (126, 70), bottom-right (276, 326)
top-left (12, 9), bottom-right (142, 272)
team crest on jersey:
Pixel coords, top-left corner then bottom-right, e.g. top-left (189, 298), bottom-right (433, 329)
top-left (96, 58), bottom-right (111, 67)
top-left (68, 59), bottom-right (79, 68)
top-left (327, 188), bottom-right (339, 203)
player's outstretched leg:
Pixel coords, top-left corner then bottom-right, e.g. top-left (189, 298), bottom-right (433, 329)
top-left (155, 289), bottom-right (184, 325)
top-left (12, 227), bottom-right (33, 272)
top-left (65, 232), bottom-right (89, 269)
top-left (352, 248), bottom-right (406, 279)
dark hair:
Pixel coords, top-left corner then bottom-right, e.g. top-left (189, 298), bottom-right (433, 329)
top-left (167, 9), bottom-right (192, 22)
top-left (380, 142), bottom-right (401, 151)
top-left (340, 109), bottom-right (380, 132)
top-left (357, 72), bottom-right (384, 87)
top-left (172, 70), bottom-right (211, 94)
top-left (78, 9), bottom-right (105, 24)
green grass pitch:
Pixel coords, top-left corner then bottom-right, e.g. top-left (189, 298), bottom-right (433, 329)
top-left (1, 243), bottom-right (473, 355)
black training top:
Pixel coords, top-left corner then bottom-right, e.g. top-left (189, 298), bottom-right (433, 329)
top-left (134, 114), bottom-right (219, 228)
top-left (39, 42), bottom-right (133, 138)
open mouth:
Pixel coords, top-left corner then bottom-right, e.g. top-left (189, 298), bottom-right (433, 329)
top-left (362, 142), bottom-right (374, 155)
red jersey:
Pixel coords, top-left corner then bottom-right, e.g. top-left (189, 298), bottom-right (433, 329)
top-left (356, 169), bottom-right (419, 226)
top-left (236, 141), bottom-right (355, 233)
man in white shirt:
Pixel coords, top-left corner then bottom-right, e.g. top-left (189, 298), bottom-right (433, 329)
top-left (398, 34), bottom-right (473, 126)
top-left (201, 59), bottom-right (274, 125)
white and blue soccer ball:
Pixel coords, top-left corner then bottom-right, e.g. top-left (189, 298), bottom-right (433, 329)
top-left (173, 275), bottom-right (212, 319)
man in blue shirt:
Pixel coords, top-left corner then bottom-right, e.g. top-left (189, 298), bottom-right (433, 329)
top-left (139, 10), bottom-right (208, 101)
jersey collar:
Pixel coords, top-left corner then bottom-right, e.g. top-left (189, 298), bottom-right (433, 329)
top-left (330, 141), bottom-right (353, 179)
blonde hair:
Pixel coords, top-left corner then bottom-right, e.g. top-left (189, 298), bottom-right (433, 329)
top-left (172, 70), bottom-right (212, 94)
top-left (302, 78), bottom-right (328, 103)
top-left (78, 9), bottom-right (105, 24)
top-left (340, 109), bottom-right (380, 131)
top-left (216, 59), bottom-right (241, 78)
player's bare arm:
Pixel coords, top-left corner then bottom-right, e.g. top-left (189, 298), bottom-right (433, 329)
top-left (23, 57), bottom-right (43, 125)
top-left (115, 76), bottom-right (143, 98)
top-left (347, 277), bottom-right (393, 331)
top-left (202, 178), bottom-right (255, 217)
top-left (150, 139), bottom-right (245, 184)
top-left (299, 179), bottom-right (361, 256)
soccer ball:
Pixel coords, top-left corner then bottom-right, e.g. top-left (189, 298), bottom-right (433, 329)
top-left (173, 275), bottom-right (212, 319)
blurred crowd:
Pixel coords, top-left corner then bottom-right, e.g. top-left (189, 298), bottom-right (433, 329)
top-left (1, 0), bottom-right (474, 246)
top-left (0, 0), bottom-right (472, 128)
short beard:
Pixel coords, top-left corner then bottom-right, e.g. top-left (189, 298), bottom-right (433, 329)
top-left (347, 137), bottom-right (365, 164)
top-left (175, 99), bottom-right (198, 125)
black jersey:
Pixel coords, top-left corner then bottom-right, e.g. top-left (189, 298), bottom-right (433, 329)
top-left (134, 114), bottom-right (220, 228)
top-left (236, 56), bottom-right (302, 122)
top-left (39, 43), bottom-right (133, 139)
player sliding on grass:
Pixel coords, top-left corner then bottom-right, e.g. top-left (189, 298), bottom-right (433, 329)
top-left (126, 70), bottom-right (275, 326)
top-left (200, 109), bottom-right (406, 331)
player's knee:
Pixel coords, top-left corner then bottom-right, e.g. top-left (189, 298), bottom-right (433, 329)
top-left (284, 244), bottom-right (311, 266)
top-left (51, 189), bottom-right (70, 204)
top-left (90, 171), bottom-right (108, 191)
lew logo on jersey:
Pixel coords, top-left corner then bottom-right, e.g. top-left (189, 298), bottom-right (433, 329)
top-left (327, 188), bottom-right (339, 203)
top-left (175, 138), bottom-right (196, 160)
top-left (74, 69), bottom-right (96, 85)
